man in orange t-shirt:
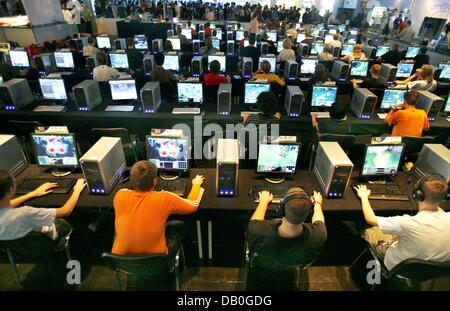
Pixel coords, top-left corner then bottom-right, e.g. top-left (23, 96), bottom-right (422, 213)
top-left (112, 161), bottom-right (205, 258)
top-left (385, 90), bottom-right (430, 137)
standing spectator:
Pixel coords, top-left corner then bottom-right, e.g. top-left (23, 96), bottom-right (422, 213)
top-left (249, 12), bottom-right (260, 34)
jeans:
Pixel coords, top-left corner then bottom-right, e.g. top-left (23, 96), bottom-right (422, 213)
top-left (165, 220), bottom-right (186, 260)
top-left (363, 227), bottom-right (396, 261)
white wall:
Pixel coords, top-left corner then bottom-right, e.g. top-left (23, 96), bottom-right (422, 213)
top-left (409, 0), bottom-right (450, 36)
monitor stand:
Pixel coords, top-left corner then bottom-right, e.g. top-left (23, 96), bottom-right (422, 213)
top-left (47, 167), bottom-right (75, 177)
top-left (160, 171), bottom-right (182, 181)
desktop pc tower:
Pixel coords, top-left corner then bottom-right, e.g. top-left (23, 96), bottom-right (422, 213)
top-left (73, 80), bottom-right (102, 111)
top-left (313, 141), bottom-right (353, 198)
top-left (143, 55), bottom-right (154, 76)
top-left (331, 61), bottom-right (349, 81)
top-left (417, 91), bottom-right (444, 121)
top-left (380, 63), bottom-right (397, 85)
top-left (80, 137), bottom-right (127, 195)
top-left (114, 38), bottom-right (127, 50)
top-left (0, 79), bottom-right (34, 111)
top-left (350, 88), bottom-right (378, 119)
top-left (227, 41), bottom-right (234, 55)
top-left (167, 29), bottom-right (174, 38)
top-left (86, 56), bottom-right (98, 73)
top-left (34, 53), bottom-right (57, 75)
top-left (284, 60), bottom-right (299, 80)
top-left (217, 83), bottom-right (232, 116)
top-left (191, 56), bottom-right (203, 77)
top-left (363, 46), bottom-right (377, 61)
top-left (414, 144), bottom-right (450, 186)
top-left (260, 42), bottom-right (269, 55)
top-left (299, 43), bottom-right (309, 57)
top-left (332, 46), bottom-right (341, 58)
top-left (0, 134), bottom-right (28, 177)
top-left (216, 139), bottom-right (239, 197)
top-left (227, 31), bottom-right (234, 41)
top-left (284, 85), bottom-right (304, 117)
top-left (198, 31), bottom-right (205, 41)
top-left (140, 82), bottom-right (161, 114)
top-left (152, 39), bottom-right (163, 53)
top-left (193, 40), bottom-right (201, 54)
top-left (242, 57), bottom-right (253, 79)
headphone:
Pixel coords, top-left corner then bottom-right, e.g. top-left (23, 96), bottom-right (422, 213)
top-left (412, 173), bottom-right (448, 202)
top-left (277, 187), bottom-right (312, 217)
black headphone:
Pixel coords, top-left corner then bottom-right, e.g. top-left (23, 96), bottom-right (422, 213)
top-left (412, 173), bottom-right (448, 202)
top-left (277, 187), bottom-right (312, 217)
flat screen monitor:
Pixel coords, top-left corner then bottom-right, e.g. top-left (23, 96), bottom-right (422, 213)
top-left (109, 79), bottom-right (138, 101)
top-left (163, 54), bottom-right (179, 72)
top-left (267, 31), bottom-right (277, 42)
top-left (350, 60), bottom-right (369, 77)
top-left (405, 46), bottom-right (420, 58)
top-left (380, 89), bottom-right (406, 109)
top-left (324, 34), bottom-right (333, 43)
top-left (444, 93), bottom-right (450, 112)
top-left (258, 56), bottom-right (276, 73)
top-left (181, 28), bottom-right (192, 40)
top-left (338, 24), bottom-right (346, 32)
top-left (341, 44), bottom-right (354, 56)
top-left (257, 143), bottom-right (300, 174)
top-left (328, 29), bottom-right (337, 35)
top-left (376, 45), bottom-right (390, 57)
top-left (296, 33), bottom-right (306, 43)
top-left (350, 30), bottom-right (358, 36)
top-left (134, 35), bottom-right (148, 50)
top-left (396, 63), bottom-right (414, 78)
top-left (310, 43), bottom-right (324, 55)
top-left (39, 78), bottom-right (67, 100)
top-left (311, 86), bottom-right (338, 107)
top-left (438, 63), bottom-right (450, 80)
top-left (96, 36), bottom-right (111, 49)
top-left (208, 55), bottom-right (226, 73)
top-left (31, 134), bottom-right (78, 167)
top-left (312, 29), bottom-right (320, 36)
top-left (277, 41), bottom-right (284, 53)
top-left (167, 37), bottom-right (181, 51)
top-left (212, 38), bottom-right (220, 50)
top-left (54, 52), bottom-right (74, 69)
top-left (9, 50), bottom-right (29, 67)
top-left (347, 38), bottom-right (356, 44)
top-left (146, 137), bottom-right (189, 171)
top-left (177, 82), bottom-right (203, 103)
top-left (301, 58), bottom-right (318, 74)
top-left (109, 53), bottom-right (129, 69)
top-left (361, 144), bottom-right (405, 177)
top-left (236, 31), bottom-right (244, 41)
top-left (244, 83), bottom-right (270, 104)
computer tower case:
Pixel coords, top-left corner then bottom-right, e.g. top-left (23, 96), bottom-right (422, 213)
top-left (227, 40), bottom-right (235, 55)
top-left (34, 53), bottom-right (57, 75)
top-left (0, 134), bottom-right (28, 177)
top-left (284, 59), bottom-right (299, 80)
top-left (260, 42), bottom-right (269, 55)
top-left (415, 144), bottom-right (450, 183)
top-left (143, 55), bottom-right (154, 76)
top-left (73, 80), bottom-right (102, 111)
top-left (227, 31), bottom-right (234, 41)
top-left (193, 40), bottom-right (201, 55)
top-left (363, 45), bottom-right (377, 60)
top-left (114, 38), bottom-right (127, 50)
top-left (216, 139), bottom-right (239, 197)
top-left (167, 29), bottom-right (174, 38)
top-left (217, 83), bottom-right (232, 116)
top-left (380, 63), bottom-right (397, 84)
top-left (350, 88), bottom-right (377, 119)
top-left (140, 82), bottom-right (161, 114)
top-left (284, 85), bottom-right (304, 117)
top-left (331, 61), bottom-right (349, 81)
top-left (242, 57), bottom-right (253, 79)
top-left (191, 56), bottom-right (203, 77)
top-left (152, 39), bottom-right (163, 53)
top-left (0, 79), bottom-right (34, 111)
top-left (417, 91), bottom-right (444, 122)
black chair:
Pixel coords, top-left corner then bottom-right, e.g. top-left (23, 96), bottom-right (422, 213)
top-left (159, 82), bottom-right (177, 101)
top-left (309, 134), bottom-right (356, 170)
top-left (203, 85), bottom-right (219, 104)
top-left (402, 136), bottom-right (435, 161)
top-left (7, 120), bottom-right (43, 163)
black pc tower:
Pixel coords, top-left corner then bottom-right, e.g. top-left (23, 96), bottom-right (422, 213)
top-left (152, 39), bottom-right (163, 53)
top-left (242, 57), bottom-right (253, 79)
top-left (193, 40), bottom-right (201, 54)
top-left (227, 31), bottom-right (234, 41)
top-left (350, 88), bottom-right (378, 119)
top-left (216, 139), bottom-right (239, 197)
top-left (380, 63), bottom-right (397, 85)
top-left (260, 42), bottom-right (269, 55)
top-left (191, 56), bottom-right (203, 77)
top-left (140, 82), bottom-right (161, 114)
top-left (143, 55), bottom-right (154, 76)
top-left (331, 61), bottom-right (349, 81)
top-left (114, 38), bottom-right (127, 50)
top-left (284, 60), bottom-right (299, 80)
top-left (284, 85), bottom-right (304, 117)
top-left (417, 91), bottom-right (444, 122)
top-left (73, 80), bottom-right (102, 111)
top-left (227, 40), bottom-right (234, 55)
top-left (217, 83), bottom-right (232, 116)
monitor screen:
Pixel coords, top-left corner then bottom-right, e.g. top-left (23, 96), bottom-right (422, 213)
top-left (257, 144), bottom-right (300, 174)
top-left (181, 28), bottom-right (192, 40)
top-left (328, 29), bottom-right (337, 35)
top-left (444, 93), bottom-right (450, 112)
top-left (350, 60), bottom-right (369, 77)
top-left (405, 46), bottom-right (420, 58)
top-left (361, 144), bottom-right (404, 176)
top-left (31, 134), bottom-right (78, 167)
top-left (109, 80), bottom-right (138, 100)
top-left (236, 31), bottom-right (244, 41)
top-left (39, 78), bottom-right (67, 100)
top-left (301, 58), bottom-right (318, 74)
top-left (350, 30), bottom-right (358, 36)
top-left (177, 82), bottom-right (203, 103)
top-left (341, 44), bottom-right (354, 56)
top-left (311, 86), bottom-right (338, 107)
top-left (338, 24), bottom-right (346, 32)
top-left (258, 57), bottom-right (276, 73)
top-left (134, 36), bottom-right (148, 50)
top-left (208, 55), bottom-right (226, 72)
top-left (54, 52), bottom-right (74, 69)
top-left (376, 45), bottom-right (390, 57)
top-left (267, 31), bottom-right (277, 42)
top-left (109, 53), bottom-right (129, 69)
top-left (212, 29), bottom-right (222, 40)
top-left (212, 38), bottom-right (220, 50)
top-left (277, 41), bottom-right (283, 53)
top-left (310, 43), bottom-right (324, 55)
top-left (347, 38), bottom-right (356, 44)
top-left (438, 63), bottom-right (450, 80)
top-left (167, 38), bottom-right (181, 51)
top-left (244, 83), bottom-right (270, 104)
top-left (97, 36), bottom-right (111, 49)
top-left (9, 50), bottom-right (29, 67)
top-left (146, 137), bottom-right (188, 171)
top-left (324, 34), bottom-right (333, 43)
top-left (163, 54), bottom-right (179, 71)
top-left (380, 89), bottom-right (406, 109)
top-left (296, 33), bottom-right (306, 43)
top-left (396, 63), bottom-right (414, 78)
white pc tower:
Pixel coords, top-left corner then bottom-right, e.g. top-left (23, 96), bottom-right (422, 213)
top-left (217, 83), bottom-right (232, 116)
top-left (242, 57), bottom-right (253, 79)
top-left (0, 79), bottom-right (35, 111)
top-left (417, 91), bottom-right (444, 122)
top-left (73, 80), bottom-right (102, 111)
top-left (191, 56), bottom-right (203, 77)
top-left (350, 88), bottom-right (377, 119)
top-left (380, 63), bottom-right (397, 84)
top-left (284, 85), bottom-right (304, 117)
top-left (152, 39), bottom-right (163, 53)
top-left (0, 135), bottom-right (28, 177)
top-left (114, 38), bottom-right (127, 50)
top-left (143, 54), bottom-right (154, 76)
top-left (362, 45), bottom-right (377, 61)
top-left (284, 60), bottom-right (299, 80)
top-left (80, 137), bottom-right (127, 195)
top-left (331, 61), bottom-right (349, 81)
top-left (140, 82), bottom-right (161, 114)
top-left (313, 141), bottom-right (353, 198)
top-left (216, 139), bottom-right (239, 197)
top-left (415, 144), bottom-right (450, 181)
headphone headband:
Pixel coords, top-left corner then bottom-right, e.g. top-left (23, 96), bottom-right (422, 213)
top-left (413, 173), bottom-right (447, 202)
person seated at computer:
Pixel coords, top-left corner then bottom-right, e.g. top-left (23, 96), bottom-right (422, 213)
top-left (412, 47), bottom-right (430, 72)
top-left (199, 38), bottom-right (219, 56)
top-left (285, 24), bottom-right (298, 41)
top-left (352, 64), bottom-right (387, 89)
top-left (311, 101), bottom-right (350, 137)
top-left (353, 176), bottom-right (450, 271)
top-left (83, 37), bottom-right (99, 57)
top-left (0, 52), bottom-right (29, 82)
top-left (92, 51), bottom-right (120, 81)
top-left (165, 40), bottom-right (174, 53)
top-left (151, 52), bottom-right (178, 84)
top-left (252, 60), bottom-right (286, 87)
top-left (242, 91), bottom-right (281, 126)
top-left (318, 43), bottom-right (334, 61)
top-left (203, 60), bottom-right (231, 86)
top-left (330, 33), bottom-right (342, 49)
top-left (385, 90), bottom-right (430, 137)
top-left (341, 44), bottom-right (367, 63)
top-left (126, 37), bottom-right (144, 72)
top-left (377, 44), bottom-right (402, 66)
top-left (112, 161), bottom-right (205, 258)
top-left (277, 39), bottom-right (295, 63)
top-left (396, 65), bottom-right (437, 92)
top-left (241, 38), bottom-right (260, 72)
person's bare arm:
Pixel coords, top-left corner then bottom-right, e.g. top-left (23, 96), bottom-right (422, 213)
top-left (311, 191), bottom-right (325, 224)
top-left (55, 179), bottom-right (87, 217)
top-left (10, 183), bottom-right (58, 207)
top-left (251, 191), bottom-right (273, 221)
top-left (354, 185), bottom-right (378, 226)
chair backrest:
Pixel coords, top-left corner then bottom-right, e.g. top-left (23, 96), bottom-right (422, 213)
top-left (101, 252), bottom-right (171, 277)
top-left (390, 259), bottom-right (450, 282)
top-left (402, 136), bottom-right (435, 158)
top-left (90, 128), bottom-right (137, 165)
top-left (0, 232), bottom-right (57, 262)
top-left (319, 133), bottom-right (356, 154)
top-left (203, 84), bottom-right (219, 104)
top-left (8, 120), bottom-right (43, 137)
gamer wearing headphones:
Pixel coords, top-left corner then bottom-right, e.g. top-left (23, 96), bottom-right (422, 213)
top-left (246, 187), bottom-right (327, 272)
top-left (354, 174), bottom-right (450, 271)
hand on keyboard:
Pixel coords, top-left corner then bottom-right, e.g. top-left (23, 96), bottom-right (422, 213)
top-left (192, 175), bottom-right (205, 187)
top-left (353, 184), bottom-right (371, 199)
top-left (30, 182), bottom-right (58, 197)
top-left (258, 190), bottom-right (273, 205)
top-left (73, 178), bottom-right (88, 194)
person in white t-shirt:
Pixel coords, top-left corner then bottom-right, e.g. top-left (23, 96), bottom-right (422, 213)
top-left (354, 175), bottom-right (450, 271)
top-left (93, 51), bottom-right (120, 81)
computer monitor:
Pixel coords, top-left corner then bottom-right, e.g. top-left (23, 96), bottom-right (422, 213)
top-left (177, 82), bottom-right (203, 103)
top-left (324, 34), bottom-right (333, 43)
top-left (267, 31), bottom-right (277, 42)
top-left (163, 54), bottom-right (179, 72)
top-left (257, 143), bottom-right (300, 174)
top-left (96, 36), bottom-right (111, 49)
top-left (167, 37), bottom-right (181, 51)
top-left (347, 38), bottom-right (356, 45)
top-left (146, 136), bottom-right (189, 171)
top-left (39, 78), bottom-right (68, 101)
top-left (310, 43), bottom-right (324, 55)
top-left (244, 83), bottom-right (270, 104)
top-left (212, 28), bottom-right (222, 40)
top-left (444, 93), bottom-right (450, 113)
top-left (341, 44), bottom-right (354, 56)
top-left (109, 53), bottom-right (129, 69)
top-left (301, 58), bottom-right (318, 74)
top-left (109, 79), bottom-right (138, 101)
top-left (134, 35), bottom-right (148, 50)
top-left (212, 38), bottom-right (220, 50)
top-left (376, 45), bottom-right (390, 57)
top-left (328, 29), bottom-right (337, 35)
top-left (236, 30), bottom-right (244, 41)
top-left (9, 50), bottom-right (29, 67)
top-left (208, 55), bottom-right (226, 73)
top-left (350, 29), bottom-right (358, 36)
top-left (438, 63), bottom-right (450, 81)
top-left (54, 51), bottom-right (75, 69)
top-left (396, 62), bottom-right (414, 78)
top-left (181, 28), bottom-right (192, 40)
top-left (31, 134), bottom-right (78, 167)
top-left (296, 33), bottom-right (306, 43)
top-left (277, 41), bottom-right (284, 53)
top-left (258, 56), bottom-right (276, 73)
top-left (311, 86), bottom-right (338, 107)
top-left (360, 144), bottom-right (405, 177)
top-left (405, 46), bottom-right (420, 58)
top-left (380, 89), bottom-right (406, 109)
top-left (350, 60), bottom-right (369, 77)
top-left (244, 40), bottom-right (249, 47)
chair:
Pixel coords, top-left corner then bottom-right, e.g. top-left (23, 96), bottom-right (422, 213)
top-left (101, 249), bottom-right (183, 291)
top-left (309, 134), bottom-right (356, 170)
top-left (402, 136), bottom-right (435, 161)
top-left (159, 82), bottom-right (177, 101)
top-left (7, 120), bottom-right (43, 163)
top-left (90, 128), bottom-right (140, 166)
top-left (203, 85), bottom-right (219, 104)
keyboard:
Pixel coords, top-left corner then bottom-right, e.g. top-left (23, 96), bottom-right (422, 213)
top-left (105, 105), bottom-right (135, 112)
top-left (15, 178), bottom-right (78, 195)
top-left (310, 112), bottom-right (330, 118)
top-left (240, 111), bottom-right (260, 117)
top-left (352, 183), bottom-right (409, 201)
top-left (250, 184), bottom-right (290, 203)
top-left (172, 108), bottom-right (201, 115)
top-left (155, 179), bottom-right (187, 197)
top-left (34, 105), bottom-right (66, 112)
